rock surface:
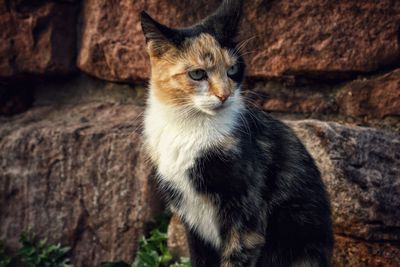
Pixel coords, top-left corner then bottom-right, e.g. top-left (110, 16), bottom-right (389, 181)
top-left (167, 214), bottom-right (189, 260)
top-left (168, 120), bottom-right (400, 267)
top-left (333, 235), bottom-right (400, 267)
top-left (254, 68), bottom-right (400, 130)
top-left (337, 68), bottom-right (400, 119)
top-left (0, 0), bottom-right (77, 79)
top-left (244, 0), bottom-right (400, 79)
top-left (288, 121), bottom-right (400, 244)
top-left (0, 103), bottom-right (161, 266)
top-left (78, 0), bottom-right (400, 82)
top-left (78, 0), bottom-right (220, 82)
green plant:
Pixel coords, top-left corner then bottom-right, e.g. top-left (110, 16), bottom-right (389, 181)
top-left (132, 212), bottom-right (190, 267)
top-left (17, 233), bottom-right (72, 267)
top-left (169, 258), bottom-right (190, 267)
top-left (102, 212), bottom-right (190, 267)
top-left (0, 241), bottom-right (11, 267)
top-left (132, 228), bottom-right (172, 267)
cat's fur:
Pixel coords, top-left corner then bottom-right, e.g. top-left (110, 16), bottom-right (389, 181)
top-left (141, 1), bottom-right (333, 266)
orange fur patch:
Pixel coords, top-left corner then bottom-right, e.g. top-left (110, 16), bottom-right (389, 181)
top-left (223, 228), bottom-right (241, 258)
top-left (147, 33), bottom-right (238, 106)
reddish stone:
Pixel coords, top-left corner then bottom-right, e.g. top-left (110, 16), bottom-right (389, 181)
top-left (333, 235), bottom-right (400, 267)
top-left (244, 0), bottom-right (400, 79)
top-left (0, 0), bottom-right (77, 79)
top-left (0, 103), bottom-right (162, 267)
top-left (263, 97), bottom-right (336, 114)
top-left (78, 0), bottom-right (400, 82)
top-left (167, 215), bottom-right (189, 260)
top-left (337, 68), bottom-right (400, 119)
top-left (247, 80), bottom-right (339, 115)
top-left (78, 0), bottom-right (220, 82)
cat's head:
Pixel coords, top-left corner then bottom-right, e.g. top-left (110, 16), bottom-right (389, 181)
top-left (141, 0), bottom-right (245, 116)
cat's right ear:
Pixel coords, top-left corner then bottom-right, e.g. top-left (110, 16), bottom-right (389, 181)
top-left (200, 0), bottom-right (243, 47)
top-left (140, 11), bottom-right (178, 57)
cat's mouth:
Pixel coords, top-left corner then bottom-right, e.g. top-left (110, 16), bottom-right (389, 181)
top-left (192, 94), bottom-right (234, 116)
top-left (211, 104), bottom-right (226, 111)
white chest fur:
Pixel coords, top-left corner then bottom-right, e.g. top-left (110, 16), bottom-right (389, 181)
top-left (143, 93), bottom-right (243, 249)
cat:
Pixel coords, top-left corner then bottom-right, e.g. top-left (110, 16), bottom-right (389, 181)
top-left (141, 1), bottom-right (333, 266)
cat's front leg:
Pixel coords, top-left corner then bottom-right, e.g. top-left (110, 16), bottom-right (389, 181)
top-left (221, 228), bottom-right (265, 267)
top-left (186, 227), bottom-right (220, 267)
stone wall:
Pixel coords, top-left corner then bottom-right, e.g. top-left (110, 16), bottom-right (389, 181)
top-left (0, 0), bottom-right (399, 266)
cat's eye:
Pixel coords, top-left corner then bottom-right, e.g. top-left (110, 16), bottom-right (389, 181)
top-left (188, 69), bottom-right (207, 81)
top-left (227, 64), bottom-right (239, 77)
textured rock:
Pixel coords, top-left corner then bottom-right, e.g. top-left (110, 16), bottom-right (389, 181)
top-left (288, 121), bottom-right (400, 243)
top-left (250, 80), bottom-right (338, 115)
top-left (291, 120), bottom-right (400, 266)
top-left (167, 215), bottom-right (189, 260)
top-left (78, 0), bottom-right (220, 82)
top-left (262, 97), bottom-right (334, 114)
top-left (167, 120), bottom-right (400, 266)
top-left (0, 103), bottom-right (161, 267)
top-left (33, 73), bottom-right (148, 107)
top-left (244, 0), bottom-right (400, 79)
top-left (251, 68), bottom-right (400, 129)
top-left (333, 235), bottom-right (400, 267)
top-left (0, 0), bottom-right (77, 79)
top-left (78, 0), bottom-right (400, 82)
top-left (337, 68), bottom-right (400, 119)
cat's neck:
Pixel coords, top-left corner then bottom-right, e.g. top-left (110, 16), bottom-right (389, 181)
top-left (145, 89), bottom-right (245, 136)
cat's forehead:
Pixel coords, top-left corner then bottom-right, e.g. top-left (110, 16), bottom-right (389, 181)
top-left (182, 33), bottom-right (236, 68)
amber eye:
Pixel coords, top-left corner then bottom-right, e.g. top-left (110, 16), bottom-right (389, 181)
top-left (188, 69), bottom-right (207, 81)
top-left (227, 64), bottom-right (239, 77)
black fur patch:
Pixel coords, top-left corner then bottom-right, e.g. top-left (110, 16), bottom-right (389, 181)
top-left (140, 0), bottom-right (243, 49)
top-left (186, 108), bottom-right (333, 266)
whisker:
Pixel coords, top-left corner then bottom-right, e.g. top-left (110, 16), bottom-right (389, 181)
top-left (129, 110), bottom-right (145, 138)
top-left (234, 34), bottom-right (262, 54)
top-left (237, 50), bottom-right (259, 57)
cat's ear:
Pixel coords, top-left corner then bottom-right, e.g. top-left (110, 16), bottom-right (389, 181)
top-left (140, 11), bottom-right (180, 56)
top-left (200, 0), bottom-right (243, 46)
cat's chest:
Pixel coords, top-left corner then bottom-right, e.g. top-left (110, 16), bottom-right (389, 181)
top-left (145, 121), bottom-right (222, 248)
top-left (147, 123), bottom-right (205, 176)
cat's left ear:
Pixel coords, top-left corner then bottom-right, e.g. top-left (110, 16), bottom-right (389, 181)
top-left (140, 11), bottom-right (181, 56)
top-left (200, 0), bottom-right (244, 46)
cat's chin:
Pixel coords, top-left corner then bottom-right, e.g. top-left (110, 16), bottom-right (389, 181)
top-left (199, 108), bottom-right (218, 116)
top-left (195, 104), bottom-right (228, 116)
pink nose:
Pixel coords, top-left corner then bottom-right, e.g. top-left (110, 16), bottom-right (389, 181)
top-left (216, 94), bottom-right (229, 103)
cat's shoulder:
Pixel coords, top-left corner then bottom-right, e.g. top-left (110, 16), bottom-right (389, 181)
top-left (239, 105), bottom-right (292, 137)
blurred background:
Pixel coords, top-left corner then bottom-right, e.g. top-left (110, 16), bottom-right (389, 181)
top-left (0, 0), bottom-right (399, 266)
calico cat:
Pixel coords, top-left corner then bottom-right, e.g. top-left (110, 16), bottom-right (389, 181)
top-left (141, 1), bottom-right (333, 266)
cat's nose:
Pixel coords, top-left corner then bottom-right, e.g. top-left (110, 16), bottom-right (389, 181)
top-left (216, 93), bottom-right (230, 103)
